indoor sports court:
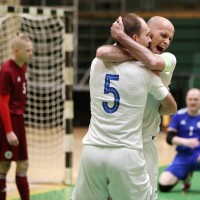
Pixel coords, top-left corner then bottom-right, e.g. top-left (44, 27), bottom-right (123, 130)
top-left (6, 128), bottom-right (200, 200)
top-left (1, 0), bottom-right (200, 200)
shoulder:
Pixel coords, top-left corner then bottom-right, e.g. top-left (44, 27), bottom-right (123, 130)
top-left (1, 61), bottom-right (11, 74)
top-left (92, 57), bottom-right (100, 65)
top-left (90, 58), bottom-right (103, 72)
top-left (160, 52), bottom-right (176, 72)
top-left (160, 52), bottom-right (176, 62)
top-left (170, 108), bottom-right (187, 122)
top-left (177, 108), bottom-right (188, 115)
top-left (1, 59), bottom-right (13, 69)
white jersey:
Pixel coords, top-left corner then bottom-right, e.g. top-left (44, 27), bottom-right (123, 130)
top-left (83, 58), bottom-right (168, 149)
top-left (143, 52), bottom-right (176, 200)
top-left (142, 52), bottom-right (176, 141)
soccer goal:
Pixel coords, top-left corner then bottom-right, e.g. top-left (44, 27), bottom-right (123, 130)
top-left (0, 5), bottom-right (75, 184)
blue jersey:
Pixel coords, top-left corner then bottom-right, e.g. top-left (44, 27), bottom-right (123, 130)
top-left (169, 108), bottom-right (200, 153)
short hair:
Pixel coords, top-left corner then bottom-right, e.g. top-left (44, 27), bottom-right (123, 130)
top-left (114, 13), bottom-right (142, 46)
top-left (121, 13), bottom-right (142, 37)
top-left (11, 32), bottom-right (31, 48)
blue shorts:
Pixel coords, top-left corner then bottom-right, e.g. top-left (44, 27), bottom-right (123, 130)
top-left (165, 151), bottom-right (200, 180)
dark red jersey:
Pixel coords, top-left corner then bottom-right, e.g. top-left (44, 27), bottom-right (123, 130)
top-left (0, 59), bottom-right (27, 115)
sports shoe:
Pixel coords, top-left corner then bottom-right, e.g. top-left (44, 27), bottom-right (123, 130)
top-left (181, 183), bottom-right (191, 191)
top-left (181, 172), bottom-right (192, 191)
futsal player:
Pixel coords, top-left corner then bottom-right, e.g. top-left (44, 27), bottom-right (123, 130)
top-left (96, 15), bottom-right (176, 200)
top-left (159, 88), bottom-right (200, 192)
top-left (72, 13), bottom-right (177, 200)
top-left (0, 33), bottom-right (33, 200)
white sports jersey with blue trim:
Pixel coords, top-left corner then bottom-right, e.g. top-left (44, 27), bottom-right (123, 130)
top-left (83, 58), bottom-right (169, 149)
top-left (142, 52), bottom-right (176, 139)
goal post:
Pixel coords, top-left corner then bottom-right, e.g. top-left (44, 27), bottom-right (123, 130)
top-left (0, 5), bottom-right (75, 184)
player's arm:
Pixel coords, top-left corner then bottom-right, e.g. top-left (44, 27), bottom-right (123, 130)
top-left (0, 94), bottom-right (19, 146)
top-left (0, 94), bottom-right (12, 132)
top-left (96, 45), bottom-right (133, 62)
top-left (111, 16), bottom-right (167, 71)
top-left (147, 69), bottom-right (177, 114)
top-left (166, 127), bottom-right (200, 148)
top-left (149, 72), bottom-right (177, 115)
top-left (159, 92), bottom-right (177, 116)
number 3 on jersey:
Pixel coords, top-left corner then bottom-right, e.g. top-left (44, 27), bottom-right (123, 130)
top-left (102, 74), bottom-right (120, 114)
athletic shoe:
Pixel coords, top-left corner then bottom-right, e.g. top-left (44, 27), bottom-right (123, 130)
top-left (181, 172), bottom-right (192, 191)
top-left (181, 183), bottom-right (191, 191)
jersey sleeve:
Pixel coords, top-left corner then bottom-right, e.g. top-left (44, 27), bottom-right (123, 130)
top-left (146, 70), bottom-right (169, 101)
top-left (0, 94), bottom-right (13, 133)
top-left (159, 52), bottom-right (176, 87)
top-left (0, 68), bottom-right (12, 95)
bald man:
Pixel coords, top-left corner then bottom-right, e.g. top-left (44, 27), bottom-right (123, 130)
top-left (159, 88), bottom-right (200, 192)
top-left (96, 15), bottom-right (176, 200)
top-left (0, 33), bottom-right (33, 200)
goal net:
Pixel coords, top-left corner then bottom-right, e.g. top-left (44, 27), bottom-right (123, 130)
top-left (0, 13), bottom-right (67, 183)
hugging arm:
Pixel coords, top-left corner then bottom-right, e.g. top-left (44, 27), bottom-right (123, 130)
top-left (96, 45), bottom-right (132, 62)
top-left (110, 17), bottom-right (166, 71)
top-left (159, 92), bottom-right (177, 116)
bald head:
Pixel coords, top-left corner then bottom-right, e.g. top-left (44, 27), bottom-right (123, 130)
top-left (147, 16), bottom-right (174, 32)
top-left (11, 33), bottom-right (33, 66)
top-left (146, 16), bottom-right (174, 54)
top-left (11, 33), bottom-right (31, 50)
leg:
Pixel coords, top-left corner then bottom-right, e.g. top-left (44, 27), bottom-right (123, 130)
top-left (181, 152), bottom-right (200, 191)
top-left (108, 148), bottom-right (152, 200)
top-left (71, 145), bottom-right (109, 200)
top-left (16, 160), bottom-right (29, 200)
top-left (181, 172), bottom-right (192, 191)
top-left (159, 153), bottom-right (193, 192)
top-left (143, 138), bottom-right (158, 200)
top-left (0, 161), bottom-right (11, 200)
top-left (159, 171), bottom-right (178, 192)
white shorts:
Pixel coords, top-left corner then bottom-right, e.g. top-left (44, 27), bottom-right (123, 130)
top-left (71, 145), bottom-right (152, 200)
top-left (143, 136), bottom-right (158, 200)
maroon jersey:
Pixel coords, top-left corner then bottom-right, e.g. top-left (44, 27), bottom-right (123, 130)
top-left (0, 59), bottom-right (27, 115)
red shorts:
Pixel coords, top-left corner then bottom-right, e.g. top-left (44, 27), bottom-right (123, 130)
top-left (0, 114), bottom-right (28, 161)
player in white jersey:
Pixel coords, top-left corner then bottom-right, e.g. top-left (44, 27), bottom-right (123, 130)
top-left (71, 14), bottom-right (177, 200)
top-left (96, 16), bottom-right (176, 200)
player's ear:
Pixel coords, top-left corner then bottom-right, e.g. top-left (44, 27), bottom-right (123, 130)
top-left (132, 34), bottom-right (138, 42)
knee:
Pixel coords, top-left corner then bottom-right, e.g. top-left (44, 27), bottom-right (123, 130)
top-left (159, 183), bottom-right (175, 192)
top-left (0, 162), bottom-right (11, 174)
top-left (16, 160), bottom-right (29, 174)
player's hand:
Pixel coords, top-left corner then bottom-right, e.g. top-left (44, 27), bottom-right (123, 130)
top-left (6, 131), bottom-right (19, 146)
top-left (111, 16), bottom-right (124, 39)
top-left (184, 138), bottom-right (199, 149)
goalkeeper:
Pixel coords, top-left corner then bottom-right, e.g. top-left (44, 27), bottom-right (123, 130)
top-left (0, 33), bottom-right (33, 200)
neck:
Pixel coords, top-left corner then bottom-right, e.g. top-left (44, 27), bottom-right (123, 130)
top-left (188, 110), bottom-right (199, 116)
top-left (12, 57), bottom-right (24, 68)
